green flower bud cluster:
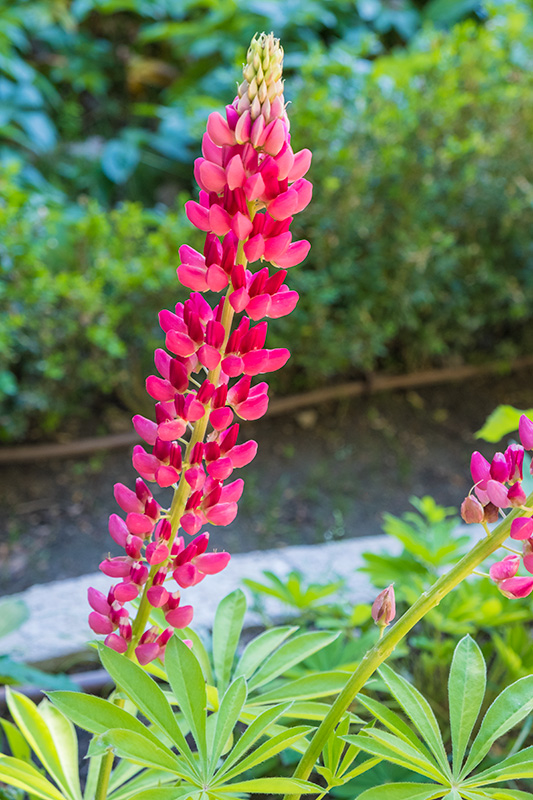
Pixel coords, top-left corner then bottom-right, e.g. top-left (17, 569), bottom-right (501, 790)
top-left (237, 32), bottom-right (286, 124)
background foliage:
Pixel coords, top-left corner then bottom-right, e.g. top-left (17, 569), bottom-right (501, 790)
top-left (2, 0), bottom-right (533, 440)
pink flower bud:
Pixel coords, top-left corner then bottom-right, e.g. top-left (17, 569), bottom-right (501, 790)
top-left (483, 502), bottom-right (499, 523)
top-left (461, 495), bottom-right (484, 524)
top-left (371, 585), bottom-right (396, 628)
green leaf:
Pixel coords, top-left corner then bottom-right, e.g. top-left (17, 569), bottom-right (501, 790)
top-left (344, 733), bottom-right (444, 782)
top-left (115, 789), bottom-right (194, 800)
top-left (248, 630), bottom-right (339, 691)
top-left (211, 702), bottom-right (292, 779)
top-left (481, 790), bottom-right (533, 799)
top-left (0, 718), bottom-right (31, 761)
top-left (423, 0), bottom-right (482, 26)
top-left (97, 644), bottom-right (196, 771)
top-left (83, 752), bottom-right (101, 800)
top-left (323, 715), bottom-right (350, 776)
top-left (175, 627), bottom-right (213, 684)
top-left (97, 729), bottom-right (187, 777)
top-left (234, 626), bottom-right (298, 680)
top-left (475, 406), bottom-right (532, 443)
top-left (379, 663), bottom-right (450, 776)
top-left (461, 675), bottom-right (533, 777)
top-left (209, 677), bottom-right (247, 772)
top-left (214, 726), bottom-right (312, 784)
top-left (357, 694), bottom-right (434, 756)
top-left (49, 692), bottom-right (164, 750)
top-left (251, 670), bottom-right (349, 705)
top-left (38, 701), bottom-right (81, 800)
top-left (215, 777), bottom-right (321, 793)
top-left (0, 755), bottom-right (68, 800)
top-left (5, 688), bottom-right (73, 800)
top-left (0, 599), bottom-right (29, 639)
top-left (448, 636), bottom-right (486, 776)
top-left (212, 590), bottom-right (246, 693)
top-left (107, 769), bottom-right (173, 800)
top-left (463, 746), bottom-right (533, 787)
top-left (356, 783), bottom-right (447, 800)
top-left (164, 636), bottom-right (207, 765)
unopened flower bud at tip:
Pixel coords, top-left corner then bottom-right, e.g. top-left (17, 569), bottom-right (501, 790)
top-left (371, 584), bottom-right (396, 630)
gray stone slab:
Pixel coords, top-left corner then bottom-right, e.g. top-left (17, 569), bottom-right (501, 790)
top-left (0, 535), bottom-right (403, 664)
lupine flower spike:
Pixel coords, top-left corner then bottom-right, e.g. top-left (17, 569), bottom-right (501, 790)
top-left (461, 414), bottom-right (533, 599)
top-left (88, 32), bottom-right (312, 664)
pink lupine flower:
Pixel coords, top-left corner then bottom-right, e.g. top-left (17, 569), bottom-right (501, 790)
top-left (498, 576), bottom-right (533, 599)
top-left (511, 517), bottom-right (533, 540)
top-left (519, 415), bottom-right (533, 450)
top-left (88, 32), bottom-right (312, 664)
top-left (489, 554), bottom-right (520, 582)
top-left (522, 538), bottom-right (533, 574)
top-left (471, 451), bottom-right (490, 489)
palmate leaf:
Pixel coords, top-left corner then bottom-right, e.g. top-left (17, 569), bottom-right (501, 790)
top-left (212, 589), bottom-right (246, 694)
top-left (210, 701), bottom-right (292, 779)
top-left (247, 630), bottom-right (339, 691)
top-left (107, 768), bottom-right (175, 800)
top-left (5, 688), bottom-right (80, 800)
top-left (462, 746), bottom-right (533, 787)
top-left (460, 674), bottom-right (533, 778)
top-left (234, 626), bottom-right (298, 679)
top-left (164, 637), bottom-right (208, 766)
top-left (0, 718), bottom-right (31, 762)
top-left (357, 782), bottom-right (448, 800)
top-left (94, 728), bottom-right (191, 780)
top-left (208, 677), bottom-right (247, 772)
top-left (0, 755), bottom-right (68, 800)
top-left (357, 693), bottom-right (435, 759)
top-left (448, 636), bottom-right (486, 776)
top-left (213, 725), bottom-right (312, 784)
top-left (97, 644), bottom-right (197, 773)
top-left (344, 732), bottom-right (445, 782)
top-left (249, 670), bottom-right (350, 704)
top-left (379, 664), bottom-right (450, 777)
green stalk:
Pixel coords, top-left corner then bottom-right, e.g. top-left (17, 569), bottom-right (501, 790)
top-left (93, 243), bottom-right (245, 800)
top-left (285, 498), bottom-right (530, 798)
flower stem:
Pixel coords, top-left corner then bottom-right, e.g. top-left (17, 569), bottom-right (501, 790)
top-left (284, 497), bottom-right (530, 798)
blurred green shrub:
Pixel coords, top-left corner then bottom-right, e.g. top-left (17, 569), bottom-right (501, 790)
top-left (0, 0), bottom-right (484, 202)
top-left (0, 166), bottom-right (200, 440)
top-left (285, 4), bottom-right (533, 381)
top-left (3, 5), bottom-right (533, 440)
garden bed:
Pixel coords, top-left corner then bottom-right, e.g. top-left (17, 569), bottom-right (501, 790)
top-left (3, 373), bottom-right (533, 596)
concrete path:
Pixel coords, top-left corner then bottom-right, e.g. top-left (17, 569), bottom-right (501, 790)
top-left (0, 535), bottom-right (404, 664)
